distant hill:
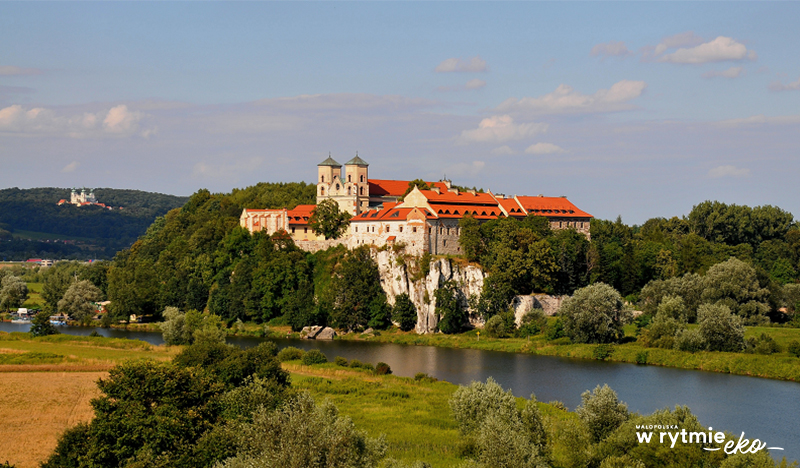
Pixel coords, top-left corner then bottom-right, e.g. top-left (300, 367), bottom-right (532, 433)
top-left (0, 187), bottom-right (189, 260)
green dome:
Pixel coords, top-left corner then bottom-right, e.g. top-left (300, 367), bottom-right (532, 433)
top-left (345, 154), bottom-right (369, 166)
top-left (317, 155), bottom-right (342, 167)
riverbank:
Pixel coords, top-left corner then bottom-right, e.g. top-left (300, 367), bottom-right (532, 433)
top-left (335, 326), bottom-right (800, 382)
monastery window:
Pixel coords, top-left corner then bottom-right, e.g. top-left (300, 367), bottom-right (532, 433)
top-left (360, 175), bottom-right (364, 182)
top-left (386, 226), bottom-right (390, 232)
top-left (291, 227), bottom-right (295, 233)
top-left (360, 187), bottom-right (364, 195)
top-left (428, 227), bottom-right (431, 234)
top-left (304, 227), bottom-right (308, 233)
top-left (348, 187), bottom-right (351, 195)
top-left (348, 175), bottom-right (351, 182)
top-left (443, 240), bottom-right (447, 246)
top-left (321, 175), bottom-right (325, 183)
top-left (320, 187), bottom-right (325, 196)
top-left (446, 228), bottom-right (450, 235)
top-left (355, 226), bottom-right (358, 232)
top-left (335, 184), bottom-right (340, 191)
top-left (413, 227), bottom-right (417, 233)
top-left (400, 226), bottom-right (403, 232)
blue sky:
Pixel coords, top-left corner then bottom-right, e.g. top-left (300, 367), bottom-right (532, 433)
top-left (2, 2), bottom-right (799, 224)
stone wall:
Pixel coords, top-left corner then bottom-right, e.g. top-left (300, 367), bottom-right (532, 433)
top-left (427, 219), bottom-right (462, 256)
top-left (295, 238), bottom-right (348, 253)
top-left (510, 294), bottom-right (565, 325)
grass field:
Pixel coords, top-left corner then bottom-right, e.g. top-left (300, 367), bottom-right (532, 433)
top-left (0, 372), bottom-right (104, 468)
top-left (22, 282), bottom-right (44, 309)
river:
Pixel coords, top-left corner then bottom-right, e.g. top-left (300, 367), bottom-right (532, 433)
top-left (2, 322), bottom-right (797, 461)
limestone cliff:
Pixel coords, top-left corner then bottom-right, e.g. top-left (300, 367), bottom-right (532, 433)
top-left (373, 250), bottom-right (485, 334)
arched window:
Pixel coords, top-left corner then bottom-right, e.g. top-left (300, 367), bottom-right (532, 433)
top-left (321, 175), bottom-right (325, 183)
top-left (348, 187), bottom-right (351, 195)
top-left (348, 175), bottom-right (351, 182)
top-left (320, 187), bottom-right (325, 196)
top-left (360, 175), bottom-right (364, 182)
top-left (360, 187), bottom-right (364, 195)
top-left (335, 184), bottom-right (340, 191)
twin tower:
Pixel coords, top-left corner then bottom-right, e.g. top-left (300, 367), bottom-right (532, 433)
top-left (316, 153), bottom-right (371, 216)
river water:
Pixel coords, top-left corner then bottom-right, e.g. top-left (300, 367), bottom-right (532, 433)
top-left (2, 322), bottom-right (798, 461)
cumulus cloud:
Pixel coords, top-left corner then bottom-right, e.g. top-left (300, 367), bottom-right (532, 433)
top-left (0, 65), bottom-right (43, 76)
top-left (459, 115), bottom-right (548, 143)
top-left (659, 36), bottom-right (756, 64)
top-left (435, 56), bottom-right (488, 73)
top-left (702, 67), bottom-right (744, 79)
top-left (769, 76), bottom-right (800, 92)
top-left (525, 142), bottom-right (566, 155)
top-left (490, 145), bottom-right (516, 155)
top-left (496, 80), bottom-right (647, 115)
top-left (591, 41), bottom-right (632, 58)
top-left (465, 79), bottom-right (487, 90)
top-left (0, 104), bottom-right (149, 138)
top-left (709, 165), bottom-right (750, 178)
top-left (61, 161), bottom-right (79, 173)
top-left (653, 31), bottom-right (705, 56)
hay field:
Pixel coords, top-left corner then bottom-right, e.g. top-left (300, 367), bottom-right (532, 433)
top-left (0, 372), bottom-right (103, 468)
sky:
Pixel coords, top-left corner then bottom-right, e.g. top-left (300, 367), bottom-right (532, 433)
top-left (1, 2), bottom-right (799, 224)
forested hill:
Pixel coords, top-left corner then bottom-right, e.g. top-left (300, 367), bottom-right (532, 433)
top-left (0, 187), bottom-right (190, 260)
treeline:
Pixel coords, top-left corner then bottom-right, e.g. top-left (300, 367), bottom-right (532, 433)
top-left (0, 187), bottom-right (189, 259)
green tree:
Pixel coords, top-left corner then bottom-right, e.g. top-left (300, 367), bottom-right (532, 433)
top-left (329, 246), bottom-right (387, 331)
top-left (391, 293), bottom-right (417, 331)
top-left (576, 384), bottom-right (629, 442)
top-left (435, 280), bottom-right (466, 334)
top-left (29, 309), bottom-right (59, 337)
top-left (309, 199), bottom-right (351, 240)
top-left (57, 280), bottom-right (102, 324)
top-left (560, 283), bottom-right (631, 344)
top-left (0, 275), bottom-right (28, 312)
top-left (400, 179), bottom-right (431, 198)
top-left (697, 303), bottom-right (744, 352)
top-left (701, 257), bottom-right (770, 324)
top-left (458, 214), bottom-right (483, 262)
top-left (219, 393), bottom-right (386, 468)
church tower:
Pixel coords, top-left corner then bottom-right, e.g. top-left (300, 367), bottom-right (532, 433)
top-left (344, 153), bottom-right (369, 214)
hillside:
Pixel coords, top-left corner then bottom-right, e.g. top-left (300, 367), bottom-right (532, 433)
top-left (0, 187), bottom-right (189, 260)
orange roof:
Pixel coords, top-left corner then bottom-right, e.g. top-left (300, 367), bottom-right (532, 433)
top-left (420, 189), bottom-right (498, 206)
top-left (368, 179), bottom-right (448, 197)
top-left (516, 196), bottom-right (592, 218)
top-left (287, 204), bottom-right (316, 224)
top-left (497, 198), bottom-right (526, 217)
top-left (352, 206), bottom-right (417, 221)
top-left (430, 204), bottom-right (503, 220)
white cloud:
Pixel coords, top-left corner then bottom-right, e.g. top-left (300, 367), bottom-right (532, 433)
top-left (0, 65), bottom-right (42, 76)
top-left (435, 56), bottom-right (487, 73)
top-left (653, 31), bottom-right (705, 56)
top-left (709, 165), bottom-right (750, 178)
top-left (769, 76), bottom-right (800, 92)
top-left (591, 41), bottom-right (631, 58)
top-left (459, 115), bottom-right (548, 143)
top-left (0, 104), bottom-right (150, 138)
top-left (465, 79), bottom-right (486, 90)
top-left (61, 161), bottom-right (79, 173)
top-left (496, 80), bottom-right (647, 115)
top-left (659, 36), bottom-right (756, 64)
top-left (702, 67), bottom-right (744, 79)
top-left (491, 145), bottom-right (516, 155)
top-left (525, 142), bottom-right (566, 155)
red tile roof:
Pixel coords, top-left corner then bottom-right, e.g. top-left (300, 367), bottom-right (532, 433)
top-left (430, 204), bottom-right (502, 220)
top-left (420, 189), bottom-right (498, 206)
top-left (368, 179), bottom-right (449, 197)
top-left (497, 198), bottom-right (526, 217)
top-left (287, 205), bottom-right (316, 224)
top-left (516, 196), bottom-right (592, 218)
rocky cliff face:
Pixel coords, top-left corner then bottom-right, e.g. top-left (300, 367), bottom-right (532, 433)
top-left (374, 250), bottom-right (485, 334)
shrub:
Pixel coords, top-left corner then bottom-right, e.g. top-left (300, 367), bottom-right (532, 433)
top-left (392, 293), bottom-right (417, 332)
top-left (334, 356), bottom-right (348, 367)
top-left (449, 378), bottom-right (517, 435)
top-left (375, 362), bottom-right (392, 375)
top-left (301, 349), bottom-right (328, 365)
top-left (414, 372), bottom-right (437, 383)
top-left (592, 344), bottom-right (615, 360)
top-left (517, 308), bottom-right (547, 337)
top-left (576, 384), bottom-right (629, 442)
top-left (560, 283), bottom-right (631, 344)
top-left (674, 328), bottom-right (706, 353)
top-left (484, 314), bottom-right (506, 338)
top-left (788, 340), bottom-right (800, 357)
top-left (697, 303), bottom-right (745, 352)
top-left (89, 330), bottom-right (101, 337)
top-left (349, 359), bottom-right (364, 368)
top-left (545, 318), bottom-right (566, 340)
top-left (635, 351), bottom-right (648, 365)
top-left (277, 346), bottom-right (305, 362)
top-left (744, 333), bottom-right (781, 355)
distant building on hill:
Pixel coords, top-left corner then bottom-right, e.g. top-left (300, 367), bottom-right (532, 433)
top-left (241, 153), bottom-right (592, 255)
top-left (57, 188), bottom-right (114, 209)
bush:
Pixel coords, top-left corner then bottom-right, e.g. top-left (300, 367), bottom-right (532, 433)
top-left (414, 372), bottom-right (438, 383)
top-left (334, 356), bottom-right (348, 367)
top-left (375, 362), bottom-right (392, 375)
top-left (349, 359), bottom-right (364, 368)
top-left (545, 318), bottom-right (565, 340)
top-left (301, 349), bottom-right (328, 365)
top-left (697, 303), bottom-right (745, 352)
top-left (744, 333), bottom-right (781, 355)
top-left (788, 340), bottom-right (800, 357)
top-left (674, 328), bottom-right (706, 353)
top-left (592, 344), bottom-right (615, 360)
top-left (277, 346), bottom-right (305, 362)
top-left (576, 384), bottom-right (629, 442)
top-left (392, 293), bottom-right (417, 332)
top-left (484, 314), bottom-right (506, 338)
top-left (560, 283), bottom-right (631, 344)
top-left (517, 308), bottom-right (547, 337)
top-left (635, 351), bottom-right (648, 365)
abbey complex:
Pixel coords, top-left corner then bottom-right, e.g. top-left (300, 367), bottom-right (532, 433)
top-left (240, 154), bottom-right (592, 255)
